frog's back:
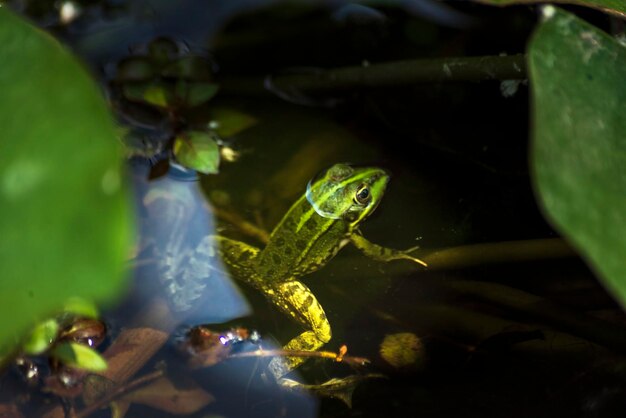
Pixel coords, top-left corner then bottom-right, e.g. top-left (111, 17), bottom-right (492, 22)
top-left (254, 195), bottom-right (349, 282)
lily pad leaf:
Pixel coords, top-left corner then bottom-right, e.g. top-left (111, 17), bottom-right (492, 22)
top-left (210, 107), bottom-right (258, 137)
top-left (529, 7), bottom-right (626, 305)
top-left (0, 9), bottom-right (132, 350)
top-left (23, 319), bottom-right (59, 355)
top-left (475, 0), bottom-right (626, 18)
top-left (51, 342), bottom-right (108, 372)
top-left (173, 131), bottom-right (220, 174)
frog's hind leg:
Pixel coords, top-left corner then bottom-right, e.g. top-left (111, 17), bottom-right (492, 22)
top-left (264, 280), bottom-right (377, 407)
top-left (263, 280), bottom-right (331, 379)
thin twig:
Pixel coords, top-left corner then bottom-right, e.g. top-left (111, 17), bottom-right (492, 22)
top-left (228, 348), bottom-right (369, 367)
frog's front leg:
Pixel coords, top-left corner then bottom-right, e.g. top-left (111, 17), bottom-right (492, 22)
top-left (350, 232), bottom-right (427, 267)
top-left (211, 235), bottom-right (260, 284)
top-left (263, 280), bottom-right (331, 379)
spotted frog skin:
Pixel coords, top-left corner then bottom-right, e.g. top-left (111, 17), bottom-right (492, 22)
top-left (214, 163), bottom-right (426, 380)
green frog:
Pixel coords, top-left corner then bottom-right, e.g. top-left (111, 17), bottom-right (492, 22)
top-left (214, 163), bottom-right (426, 382)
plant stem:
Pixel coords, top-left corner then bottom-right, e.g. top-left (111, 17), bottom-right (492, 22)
top-left (267, 54), bottom-right (527, 93)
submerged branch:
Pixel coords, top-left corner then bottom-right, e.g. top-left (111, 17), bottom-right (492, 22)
top-left (221, 54), bottom-right (527, 96)
top-left (419, 238), bottom-right (574, 270)
top-left (274, 54), bottom-right (525, 92)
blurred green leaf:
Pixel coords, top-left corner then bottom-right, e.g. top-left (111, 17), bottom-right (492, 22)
top-left (63, 297), bottom-right (99, 319)
top-left (475, 0), bottom-right (625, 16)
top-left (529, 7), bottom-right (626, 305)
top-left (23, 319), bottom-right (59, 355)
top-left (173, 131), bottom-right (220, 174)
top-left (0, 10), bottom-right (132, 348)
top-left (51, 342), bottom-right (108, 371)
top-left (210, 107), bottom-right (258, 137)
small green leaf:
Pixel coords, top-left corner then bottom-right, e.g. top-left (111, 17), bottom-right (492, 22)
top-left (210, 107), bottom-right (257, 137)
top-left (529, 8), bottom-right (626, 305)
top-left (177, 81), bottom-right (220, 107)
top-left (173, 131), bottom-right (220, 174)
top-left (51, 342), bottom-right (108, 372)
top-left (143, 84), bottom-right (171, 107)
top-left (122, 82), bottom-right (172, 108)
top-left (63, 298), bottom-right (99, 319)
top-left (23, 319), bottom-right (59, 355)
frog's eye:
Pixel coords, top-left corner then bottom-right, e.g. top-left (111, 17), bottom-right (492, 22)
top-left (354, 185), bottom-right (371, 205)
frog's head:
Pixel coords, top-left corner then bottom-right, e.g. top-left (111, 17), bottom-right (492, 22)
top-left (306, 163), bottom-right (389, 227)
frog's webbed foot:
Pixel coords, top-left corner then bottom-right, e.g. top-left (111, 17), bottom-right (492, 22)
top-left (350, 233), bottom-right (427, 267)
top-left (279, 374), bottom-right (386, 408)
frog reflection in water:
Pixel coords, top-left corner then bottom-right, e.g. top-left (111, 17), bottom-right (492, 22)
top-left (215, 163), bottom-right (426, 385)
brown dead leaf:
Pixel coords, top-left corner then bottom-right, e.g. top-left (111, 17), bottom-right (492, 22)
top-left (122, 376), bottom-right (214, 414)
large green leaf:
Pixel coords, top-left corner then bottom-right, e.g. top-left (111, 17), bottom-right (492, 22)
top-left (474, 0), bottom-right (626, 17)
top-left (529, 7), bottom-right (626, 305)
top-left (0, 10), bottom-right (132, 349)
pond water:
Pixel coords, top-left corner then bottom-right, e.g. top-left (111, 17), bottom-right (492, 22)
top-left (3, 1), bottom-right (626, 417)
